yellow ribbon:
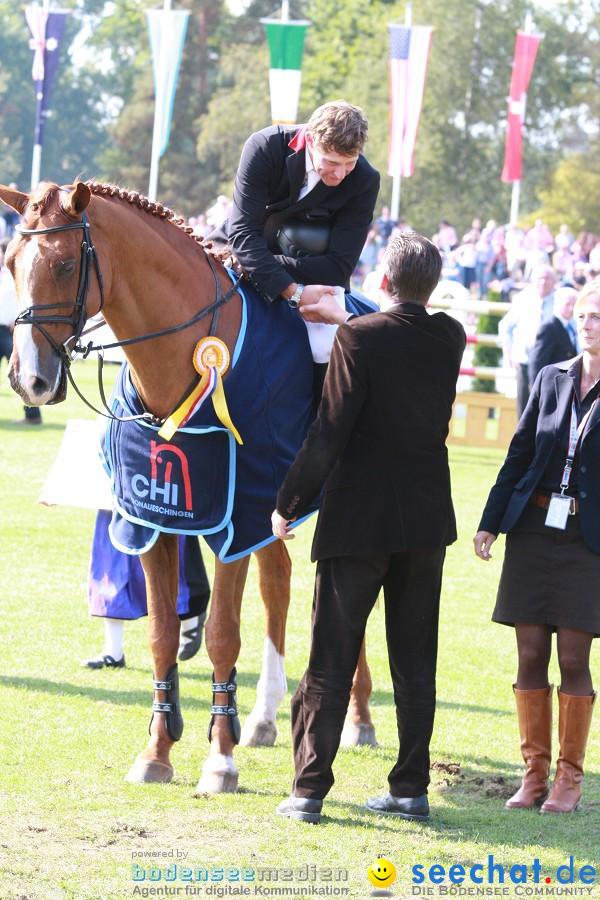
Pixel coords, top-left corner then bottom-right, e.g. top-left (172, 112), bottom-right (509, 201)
top-left (158, 367), bottom-right (242, 444)
top-left (211, 368), bottom-right (243, 445)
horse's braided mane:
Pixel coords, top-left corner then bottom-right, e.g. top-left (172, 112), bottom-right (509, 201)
top-left (86, 181), bottom-right (209, 248)
top-left (29, 180), bottom-right (225, 257)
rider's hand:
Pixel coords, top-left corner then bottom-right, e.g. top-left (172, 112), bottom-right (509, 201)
top-left (299, 286), bottom-right (349, 324)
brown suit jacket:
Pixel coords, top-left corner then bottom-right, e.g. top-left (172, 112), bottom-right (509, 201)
top-left (276, 303), bottom-right (466, 560)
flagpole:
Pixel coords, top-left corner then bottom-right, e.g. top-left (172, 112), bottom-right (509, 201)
top-left (30, 0), bottom-right (49, 190)
top-left (390, 3), bottom-right (411, 224)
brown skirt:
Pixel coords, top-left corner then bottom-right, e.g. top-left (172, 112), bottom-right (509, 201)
top-left (493, 501), bottom-right (600, 636)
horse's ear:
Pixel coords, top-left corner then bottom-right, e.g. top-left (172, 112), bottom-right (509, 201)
top-left (0, 185), bottom-right (29, 216)
top-left (62, 182), bottom-right (91, 216)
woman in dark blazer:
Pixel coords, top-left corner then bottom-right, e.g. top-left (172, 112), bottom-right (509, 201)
top-left (474, 278), bottom-right (600, 815)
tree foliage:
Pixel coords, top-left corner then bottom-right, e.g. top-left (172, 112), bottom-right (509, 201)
top-left (0, 0), bottom-right (597, 234)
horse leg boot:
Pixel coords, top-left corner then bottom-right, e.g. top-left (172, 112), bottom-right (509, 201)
top-left (127, 533), bottom-right (181, 784)
top-left (541, 688), bottom-right (596, 814)
top-left (196, 555), bottom-right (249, 794)
top-left (241, 541), bottom-right (291, 747)
top-left (341, 639), bottom-right (378, 747)
top-left (505, 684), bottom-right (553, 809)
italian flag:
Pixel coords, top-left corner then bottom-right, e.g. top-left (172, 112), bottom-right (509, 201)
top-left (261, 19), bottom-right (310, 125)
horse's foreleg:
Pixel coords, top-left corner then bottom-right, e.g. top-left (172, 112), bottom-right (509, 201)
top-left (196, 554), bottom-right (249, 794)
top-left (341, 638), bottom-right (378, 747)
top-left (126, 532), bottom-right (181, 783)
top-left (240, 540), bottom-right (291, 747)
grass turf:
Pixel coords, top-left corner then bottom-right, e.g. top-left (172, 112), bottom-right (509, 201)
top-left (0, 360), bottom-right (598, 900)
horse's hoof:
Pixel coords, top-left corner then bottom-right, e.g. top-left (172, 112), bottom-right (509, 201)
top-left (125, 759), bottom-right (174, 784)
top-left (340, 722), bottom-right (379, 748)
top-left (239, 717), bottom-right (278, 747)
top-left (195, 755), bottom-right (239, 794)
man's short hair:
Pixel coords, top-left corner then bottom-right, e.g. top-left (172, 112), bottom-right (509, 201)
top-left (382, 231), bottom-right (442, 305)
top-left (306, 100), bottom-right (368, 156)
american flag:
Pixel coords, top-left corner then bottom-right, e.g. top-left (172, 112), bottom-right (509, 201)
top-left (388, 24), bottom-right (433, 178)
top-left (501, 31), bottom-right (540, 183)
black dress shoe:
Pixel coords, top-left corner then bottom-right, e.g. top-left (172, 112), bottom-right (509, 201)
top-left (365, 792), bottom-right (429, 821)
top-left (81, 653), bottom-right (125, 669)
top-left (276, 795), bottom-right (322, 824)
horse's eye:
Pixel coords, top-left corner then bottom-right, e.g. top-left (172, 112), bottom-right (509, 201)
top-left (57, 260), bottom-right (76, 277)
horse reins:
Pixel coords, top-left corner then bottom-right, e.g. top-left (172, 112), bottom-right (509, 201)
top-left (15, 209), bottom-right (242, 426)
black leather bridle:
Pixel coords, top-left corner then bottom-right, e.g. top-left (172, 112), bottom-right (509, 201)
top-left (14, 209), bottom-right (241, 423)
top-left (15, 213), bottom-right (104, 372)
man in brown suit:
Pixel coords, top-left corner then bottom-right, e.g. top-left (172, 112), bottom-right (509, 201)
top-left (271, 232), bottom-right (466, 824)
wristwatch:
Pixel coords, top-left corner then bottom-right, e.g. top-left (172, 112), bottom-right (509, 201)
top-left (287, 283), bottom-right (305, 309)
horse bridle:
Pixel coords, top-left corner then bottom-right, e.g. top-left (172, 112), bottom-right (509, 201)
top-left (15, 213), bottom-right (104, 374)
top-left (14, 207), bottom-right (242, 424)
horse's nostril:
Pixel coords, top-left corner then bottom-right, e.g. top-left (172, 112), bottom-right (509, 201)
top-left (30, 376), bottom-right (52, 397)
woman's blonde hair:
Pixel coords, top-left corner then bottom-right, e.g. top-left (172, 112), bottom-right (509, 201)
top-left (574, 277), bottom-right (600, 314)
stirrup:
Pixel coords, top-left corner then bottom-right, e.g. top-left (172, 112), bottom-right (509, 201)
top-left (149, 663), bottom-right (184, 741)
top-left (207, 667), bottom-right (241, 745)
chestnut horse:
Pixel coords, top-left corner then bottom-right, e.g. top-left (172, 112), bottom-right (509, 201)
top-left (1, 180), bottom-right (376, 793)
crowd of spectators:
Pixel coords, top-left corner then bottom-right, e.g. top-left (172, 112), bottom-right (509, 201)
top-left (351, 209), bottom-right (600, 305)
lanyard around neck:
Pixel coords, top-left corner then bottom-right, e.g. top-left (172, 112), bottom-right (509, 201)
top-left (560, 393), bottom-right (598, 492)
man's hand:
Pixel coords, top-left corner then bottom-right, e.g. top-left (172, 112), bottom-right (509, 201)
top-left (299, 286), bottom-right (350, 324)
top-left (271, 510), bottom-right (297, 541)
top-left (473, 531), bottom-right (497, 560)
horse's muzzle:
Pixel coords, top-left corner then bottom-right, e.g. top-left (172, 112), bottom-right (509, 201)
top-left (8, 354), bottom-right (67, 406)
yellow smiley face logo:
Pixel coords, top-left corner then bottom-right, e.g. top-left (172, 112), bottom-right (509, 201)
top-left (367, 858), bottom-right (396, 888)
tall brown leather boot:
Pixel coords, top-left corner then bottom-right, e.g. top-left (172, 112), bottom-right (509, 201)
top-left (540, 688), bottom-right (596, 814)
top-left (505, 684), bottom-right (553, 809)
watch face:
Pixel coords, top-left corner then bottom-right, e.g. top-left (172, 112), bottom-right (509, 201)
top-left (287, 297), bottom-right (300, 308)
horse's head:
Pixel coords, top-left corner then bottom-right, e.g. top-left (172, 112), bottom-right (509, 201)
top-left (1, 180), bottom-right (100, 405)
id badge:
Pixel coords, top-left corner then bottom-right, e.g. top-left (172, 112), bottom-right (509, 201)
top-left (545, 493), bottom-right (572, 530)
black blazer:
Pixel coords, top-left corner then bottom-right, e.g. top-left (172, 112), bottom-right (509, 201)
top-left (528, 316), bottom-right (578, 385)
top-left (212, 125), bottom-right (380, 302)
top-left (478, 357), bottom-right (600, 552)
top-left (277, 304), bottom-right (466, 560)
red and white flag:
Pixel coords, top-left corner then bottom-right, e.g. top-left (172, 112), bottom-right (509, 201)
top-left (25, 4), bottom-right (48, 82)
top-left (388, 24), bottom-right (433, 178)
top-left (501, 30), bottom-right (540, 183)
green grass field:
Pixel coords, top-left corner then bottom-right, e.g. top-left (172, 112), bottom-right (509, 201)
top-left (0, 361), bottom-right (598, 900)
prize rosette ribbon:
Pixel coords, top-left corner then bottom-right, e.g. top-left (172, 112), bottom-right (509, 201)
top-left (158, 337), bottom-right (243, 444)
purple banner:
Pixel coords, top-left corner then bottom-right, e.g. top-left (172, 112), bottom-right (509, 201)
top-left (30, 10), bottom-right (68, 147)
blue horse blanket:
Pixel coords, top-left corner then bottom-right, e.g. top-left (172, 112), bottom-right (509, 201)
top-left (100, 278), bottom-right (376, 562)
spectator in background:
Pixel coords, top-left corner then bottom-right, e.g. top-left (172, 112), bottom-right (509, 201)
top-left (588, 240), bottom-right (600, 276)
top-left (505, 224), bottom-right (527, 279)
top-left (499, 264), bottom-right (556, 418)
top-left (475, 220), bottom-right (496, 298)
top-left (434, 220), bottom-right (458, 252)
top-left (552, 244), bottom-right (574, 280)
top-left (0, 239), bottom-right (42, 426)
top-left (554, 224), bottom-right (574, 251)
top-left (375, 205), bottom-right (397, 245)
top-left (355, 227), bottom-right (380, 286)
top-left (528, 285), bottom-right (579, 386)
top-left (455, 232), bottom-right (477, 291)
top-left (0, 238), bottom-right (16, 376)
top-left (2, 185), bottom-right (22, 237)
